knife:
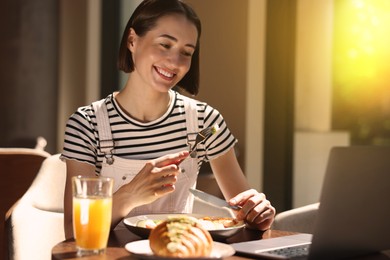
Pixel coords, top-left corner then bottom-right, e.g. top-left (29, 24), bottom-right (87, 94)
top-left (189, 188), bottom-right (241, 210)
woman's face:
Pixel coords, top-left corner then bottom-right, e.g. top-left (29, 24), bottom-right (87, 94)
top-left (128, 14), bottom-right (198, 93)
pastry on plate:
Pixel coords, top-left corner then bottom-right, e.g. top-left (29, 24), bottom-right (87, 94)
top-left (149, 215), bottom-right (213, 257)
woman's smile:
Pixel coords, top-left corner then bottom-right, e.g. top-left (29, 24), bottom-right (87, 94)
top-left (155, 66), bottom-right (176, 81)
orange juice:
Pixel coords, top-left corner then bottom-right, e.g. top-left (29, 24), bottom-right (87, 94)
top-left (73, 196), bottom-right (112, 250)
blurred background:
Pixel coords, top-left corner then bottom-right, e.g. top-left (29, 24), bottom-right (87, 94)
top-left (1, 0), bottom-right (389, 212)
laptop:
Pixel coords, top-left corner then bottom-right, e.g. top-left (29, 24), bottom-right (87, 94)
top-left (231, 146), bottom-right (390, 259)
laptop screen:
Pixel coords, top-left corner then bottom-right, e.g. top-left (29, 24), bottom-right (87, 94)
top-left (309, 146), bottom-right (390, 259)
top-left (231, 146), bottom-right (390, 260)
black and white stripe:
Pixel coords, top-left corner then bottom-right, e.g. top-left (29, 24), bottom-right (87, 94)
top-left (61, 91), bottom-right (237, 174)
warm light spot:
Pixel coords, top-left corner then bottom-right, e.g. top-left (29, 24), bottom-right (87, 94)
top-left (333, 0), bottom-right (390, 145)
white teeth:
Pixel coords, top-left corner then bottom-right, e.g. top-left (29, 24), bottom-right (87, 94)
top-left (157, 67), bottom-right (174, 78)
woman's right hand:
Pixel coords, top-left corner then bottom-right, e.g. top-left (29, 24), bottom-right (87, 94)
top-left (112, 151), bottom-right (189, 223)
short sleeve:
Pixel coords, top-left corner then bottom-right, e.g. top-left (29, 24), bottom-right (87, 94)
top-left (60, 105), bottom-right (98, 167)
top-left (198, 103), bottom-right (238, 162)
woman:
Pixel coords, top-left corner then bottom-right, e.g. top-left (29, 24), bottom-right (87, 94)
top-left (61, 0), bottom-right (275, 239)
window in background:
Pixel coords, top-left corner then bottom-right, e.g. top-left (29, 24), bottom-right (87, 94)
top-left (332, 0), bottom-right (390, 145)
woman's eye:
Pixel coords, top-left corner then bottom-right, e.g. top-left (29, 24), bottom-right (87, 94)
top-left (160, 43), bottom-right (170, 49)
top-left (182, 51), bottom-right (193, 57)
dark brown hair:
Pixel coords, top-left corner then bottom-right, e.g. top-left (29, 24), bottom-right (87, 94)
top-left (118, 0), bottom-right (201, 95)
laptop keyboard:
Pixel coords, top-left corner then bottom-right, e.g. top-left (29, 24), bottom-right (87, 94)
top-left (266, 244), bottom-right (311, 259)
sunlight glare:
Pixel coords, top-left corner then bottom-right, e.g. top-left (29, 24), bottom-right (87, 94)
top-left (333, 0), bottom-right (390, 107)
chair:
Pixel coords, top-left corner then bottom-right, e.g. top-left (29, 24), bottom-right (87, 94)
top-left (6, 154), bottom-right (66, 260)
top-left (271, 203), bottom-right (320, 234)
top-left (0, 147), bottom-right (50, 260)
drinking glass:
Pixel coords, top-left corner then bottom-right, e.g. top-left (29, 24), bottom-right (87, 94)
top-left (72, 176), bottom-right (113, 256)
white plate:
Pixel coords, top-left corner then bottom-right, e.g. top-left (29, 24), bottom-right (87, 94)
top-left (125, 239), bottom-right (235, 259)
top-left (123, 213), bottom-right (245, 239)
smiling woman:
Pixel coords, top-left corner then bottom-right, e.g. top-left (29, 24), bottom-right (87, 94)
top-left (61, 0), bottom-right (275, 240)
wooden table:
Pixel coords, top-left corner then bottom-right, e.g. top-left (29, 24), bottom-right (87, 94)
top-left (52, 227), bottom-right (297, 260)
top-left (52, 227), bottom-right (390, 260)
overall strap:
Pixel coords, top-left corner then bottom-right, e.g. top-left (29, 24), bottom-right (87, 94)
top-left (182, 96), bottom-right (200, 213)
top-left (183, 96), bottom-right (199, 155)
top-left (92, 98), bottom-right (115, 165)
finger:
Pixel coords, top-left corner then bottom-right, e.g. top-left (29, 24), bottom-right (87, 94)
top-left (235, 192), bottom-right (267, 220)
top-left (254, 208), bottom-right (275, 225)
top-left (253, 208), bottom-right (275, 231)
top-left (151, 169), bottom-right (180, 195)
top-left (154, 151), bottom-right (189, 167)
top-left (245, 202), bottom-right (275, 231)
top-left (152, 164), bottom-right (182, 179)
top-left (246, 211), bottom-right (275, 231)
top-left (159, 174), bottom-right (178, 186)
top-left (153, 183), bottom-right (176, 197)
top-left (229, 189), bottom-right (259, 206)
top-left (245, 199), bottom-right (272, 223)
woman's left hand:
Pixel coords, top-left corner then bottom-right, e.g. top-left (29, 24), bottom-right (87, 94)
top-left (228, 189), bottom-right (276, 231)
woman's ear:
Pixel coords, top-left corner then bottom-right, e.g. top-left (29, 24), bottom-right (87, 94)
top-left (127, 28), bottom-right (137, 51)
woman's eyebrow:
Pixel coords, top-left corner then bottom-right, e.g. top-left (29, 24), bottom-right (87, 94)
top-left (159, 34), bottom-right (196, 49)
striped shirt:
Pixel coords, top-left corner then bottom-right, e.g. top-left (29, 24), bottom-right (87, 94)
top-left (61, 90), bottom-right (237, 174)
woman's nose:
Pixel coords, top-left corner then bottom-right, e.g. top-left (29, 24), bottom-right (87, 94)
top-left (167, 51), bottom-right (185, 67)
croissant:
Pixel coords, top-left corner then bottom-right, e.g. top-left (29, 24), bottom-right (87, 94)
top-left (149, 216), bottom-right (213, 257)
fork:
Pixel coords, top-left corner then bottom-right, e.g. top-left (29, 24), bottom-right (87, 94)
top-left (188, 123), bottom-right (220, 158)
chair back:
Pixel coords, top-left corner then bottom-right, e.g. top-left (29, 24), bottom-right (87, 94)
top-left (0, 148), bottom-right (50, 260)
top-left (6, 154), bottom-right (66, 260)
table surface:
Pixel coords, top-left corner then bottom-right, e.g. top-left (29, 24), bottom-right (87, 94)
top-left (52, 226), bottom-right (298, 260)
top-left (52, 227), bottom-right (390, 260)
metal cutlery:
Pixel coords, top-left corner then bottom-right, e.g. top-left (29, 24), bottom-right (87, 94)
top-left (189, 188), bottom-right (241, 210)
top-left (188, 123), bottom-right (220, 158)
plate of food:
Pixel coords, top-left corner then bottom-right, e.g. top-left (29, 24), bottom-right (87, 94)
top-left (123, 213), bottom-right (245, 239)
top-left (125, 215), bottom-right (236, 259)
top-left (125, 240), bottom-right (235, 260)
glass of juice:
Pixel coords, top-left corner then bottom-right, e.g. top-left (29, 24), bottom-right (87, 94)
top-left (72, 176), bottom-right (113, 256)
